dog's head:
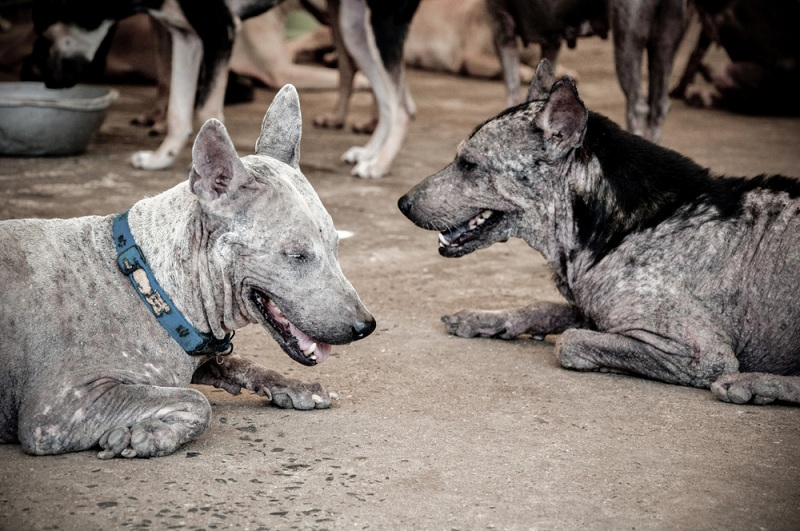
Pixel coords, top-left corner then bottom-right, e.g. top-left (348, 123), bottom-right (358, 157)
top-left (29, 1), bottom-right (120, 87)
top-left (189, 85), bottom-right (375, 366)
top-left (398, 59), bottom-right (588, 257)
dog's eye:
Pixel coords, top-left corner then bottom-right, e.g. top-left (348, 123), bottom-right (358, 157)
top-left (285, 252), bottom-right (307, 262)
top-left (457, 157), bottom-right (478, 172)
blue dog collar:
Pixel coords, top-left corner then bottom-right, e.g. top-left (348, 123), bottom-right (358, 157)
top-left (112, 210), bottom-right (233, 357)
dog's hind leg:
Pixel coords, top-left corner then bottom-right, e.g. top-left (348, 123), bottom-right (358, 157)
top-left (191, 354), bottom-right (337, 410)
top-left (131, 27), bottom-right (203, 170)
top-left (644, 0), bottom-right (686, 143)
top-left (609, 0), bottom-right (654, 138)
top-left (129, 16), bottom-right (170, 136)
top-left (18, 381), bottom-right (211, 458)
top-left (490, 6), bottom-right (523, 107)
top-left (669, 11), bottom-right (713, 100)
top-left (338, 0), bottom-right (398, 177)
top-left (361, 61), bottom-right (412, 177)
top-left (711, 373), bottom-right (800, 405)
top-left (442, 302), bottom-right (585, 340)
top-left (313, 0), bottom-right (356, 130)
top-left (555, 328), bottom-right (740, 390)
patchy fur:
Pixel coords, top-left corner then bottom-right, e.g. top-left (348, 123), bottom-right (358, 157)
top-left (399, 60), bottom-right (800, 405)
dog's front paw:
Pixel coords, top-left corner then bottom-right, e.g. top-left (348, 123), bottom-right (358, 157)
top-left (441, 309), bottom-right (518, 339)
top-left (269, 379), bottom-right (339, 410)
top-left (131, 149), bottom-right (175, 170)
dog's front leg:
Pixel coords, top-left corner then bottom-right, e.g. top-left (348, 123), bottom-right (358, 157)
top-left (555, 328), bottom-right (740, 390)
top-left (442, 301), bottom-right (585, 340)
top-left (131, 27), bottom-right (202, 170)
top-left (192, 354), bottom-right (337, 410)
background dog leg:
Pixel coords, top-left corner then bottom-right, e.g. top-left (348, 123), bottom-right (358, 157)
top-left (313, 0), bottom-right (355, 130)
top-left (338, 0), bottom-right (396, 176)
top-left (555, 328), bottom-right (740, 390)
top-left (192, 354), bottom-right (336, 410)
top-left (129, 15), bottom-right (170, 136)
top-left (131, 27), bottom-right (202, 170)
top-left (643, 0), bottom-right (686, 143)
top-left (19, 382), bottom-right (211, 459)
top-left (711, 373), bottom-right (800, 405)
top-left (609, 0), bottom-right (651, 138)
top-left (441, 301), bottom-right (585, 339)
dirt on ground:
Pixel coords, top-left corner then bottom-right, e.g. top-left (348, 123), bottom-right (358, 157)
top-left (1, 35), bottom-right (799, 530)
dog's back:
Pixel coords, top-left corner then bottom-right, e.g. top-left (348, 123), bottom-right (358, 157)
top-left (575, 113), bottom-right (800, 376)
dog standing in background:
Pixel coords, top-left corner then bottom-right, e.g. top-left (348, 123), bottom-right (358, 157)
top-left (314, 0), bottom-right (421, 179)
top-left (319, 0), bottom-right (687, 181)
top-left (30, 0), bottom-right (289, 170)
top-left (489, 0), bottom-right (687, 143)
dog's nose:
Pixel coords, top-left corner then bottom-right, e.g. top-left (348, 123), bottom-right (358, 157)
top-left (397, 194), bottom-right (412, 216)
top-left (351, 316), bottom-right (376, 340)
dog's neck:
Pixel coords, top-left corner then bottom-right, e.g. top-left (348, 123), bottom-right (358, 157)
top-left (125, 182), bottom-right (244, 341)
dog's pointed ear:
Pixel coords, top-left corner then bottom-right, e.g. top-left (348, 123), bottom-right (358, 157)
top-left (534, 77), bottom-right (588, 149)
top-left (189, 118), bottom-right (251, 204)
top-left (526, 59), bottom-right (556, 102)
top-left (255, 84), bottom-right (302, 169)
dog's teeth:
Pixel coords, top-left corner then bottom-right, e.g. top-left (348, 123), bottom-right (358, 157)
top-left (438, 233), bottom-right (450, 246)
top-left (481, 210), bottom-right (492, 219)
top-left (303, 343), bottom-right (317, 356)
top-left (268, 300), bottom-right (283, 316)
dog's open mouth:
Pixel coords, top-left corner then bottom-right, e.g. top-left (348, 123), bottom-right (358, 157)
top-left (250, 289), bottom-right (332, 366)
top-left (438, 210), bottom-right (504, 257)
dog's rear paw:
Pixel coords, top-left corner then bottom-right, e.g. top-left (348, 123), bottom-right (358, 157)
top-left (351, 118), bottom-right (377, 135)
top-left (710, 372), bottom-right (797, 405)
top-left (97, 419), bottom-right (192, 459)
top-left (313, 114), bottom-right (345, 130)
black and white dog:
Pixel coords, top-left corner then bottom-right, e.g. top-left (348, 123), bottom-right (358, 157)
top-left (315, 0), bottom-right (421, 179)
top-left (30, 0), bottom-right (286, 170)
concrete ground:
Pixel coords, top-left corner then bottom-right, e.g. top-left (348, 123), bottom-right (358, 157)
top-left (1, 36), bottom-right (799, 530)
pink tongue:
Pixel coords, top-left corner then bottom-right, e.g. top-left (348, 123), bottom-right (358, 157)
top-left (288, 321), bottom-right (332, 363)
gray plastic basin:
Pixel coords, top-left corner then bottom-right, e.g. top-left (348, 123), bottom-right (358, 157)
top-left (0, 83), bottom-right (118, 156)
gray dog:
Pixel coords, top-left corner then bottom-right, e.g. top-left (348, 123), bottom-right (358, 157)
top-left (0, 85), bottom-right (375, 458)
top-left (398, 60), bottom-right (800, 405)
